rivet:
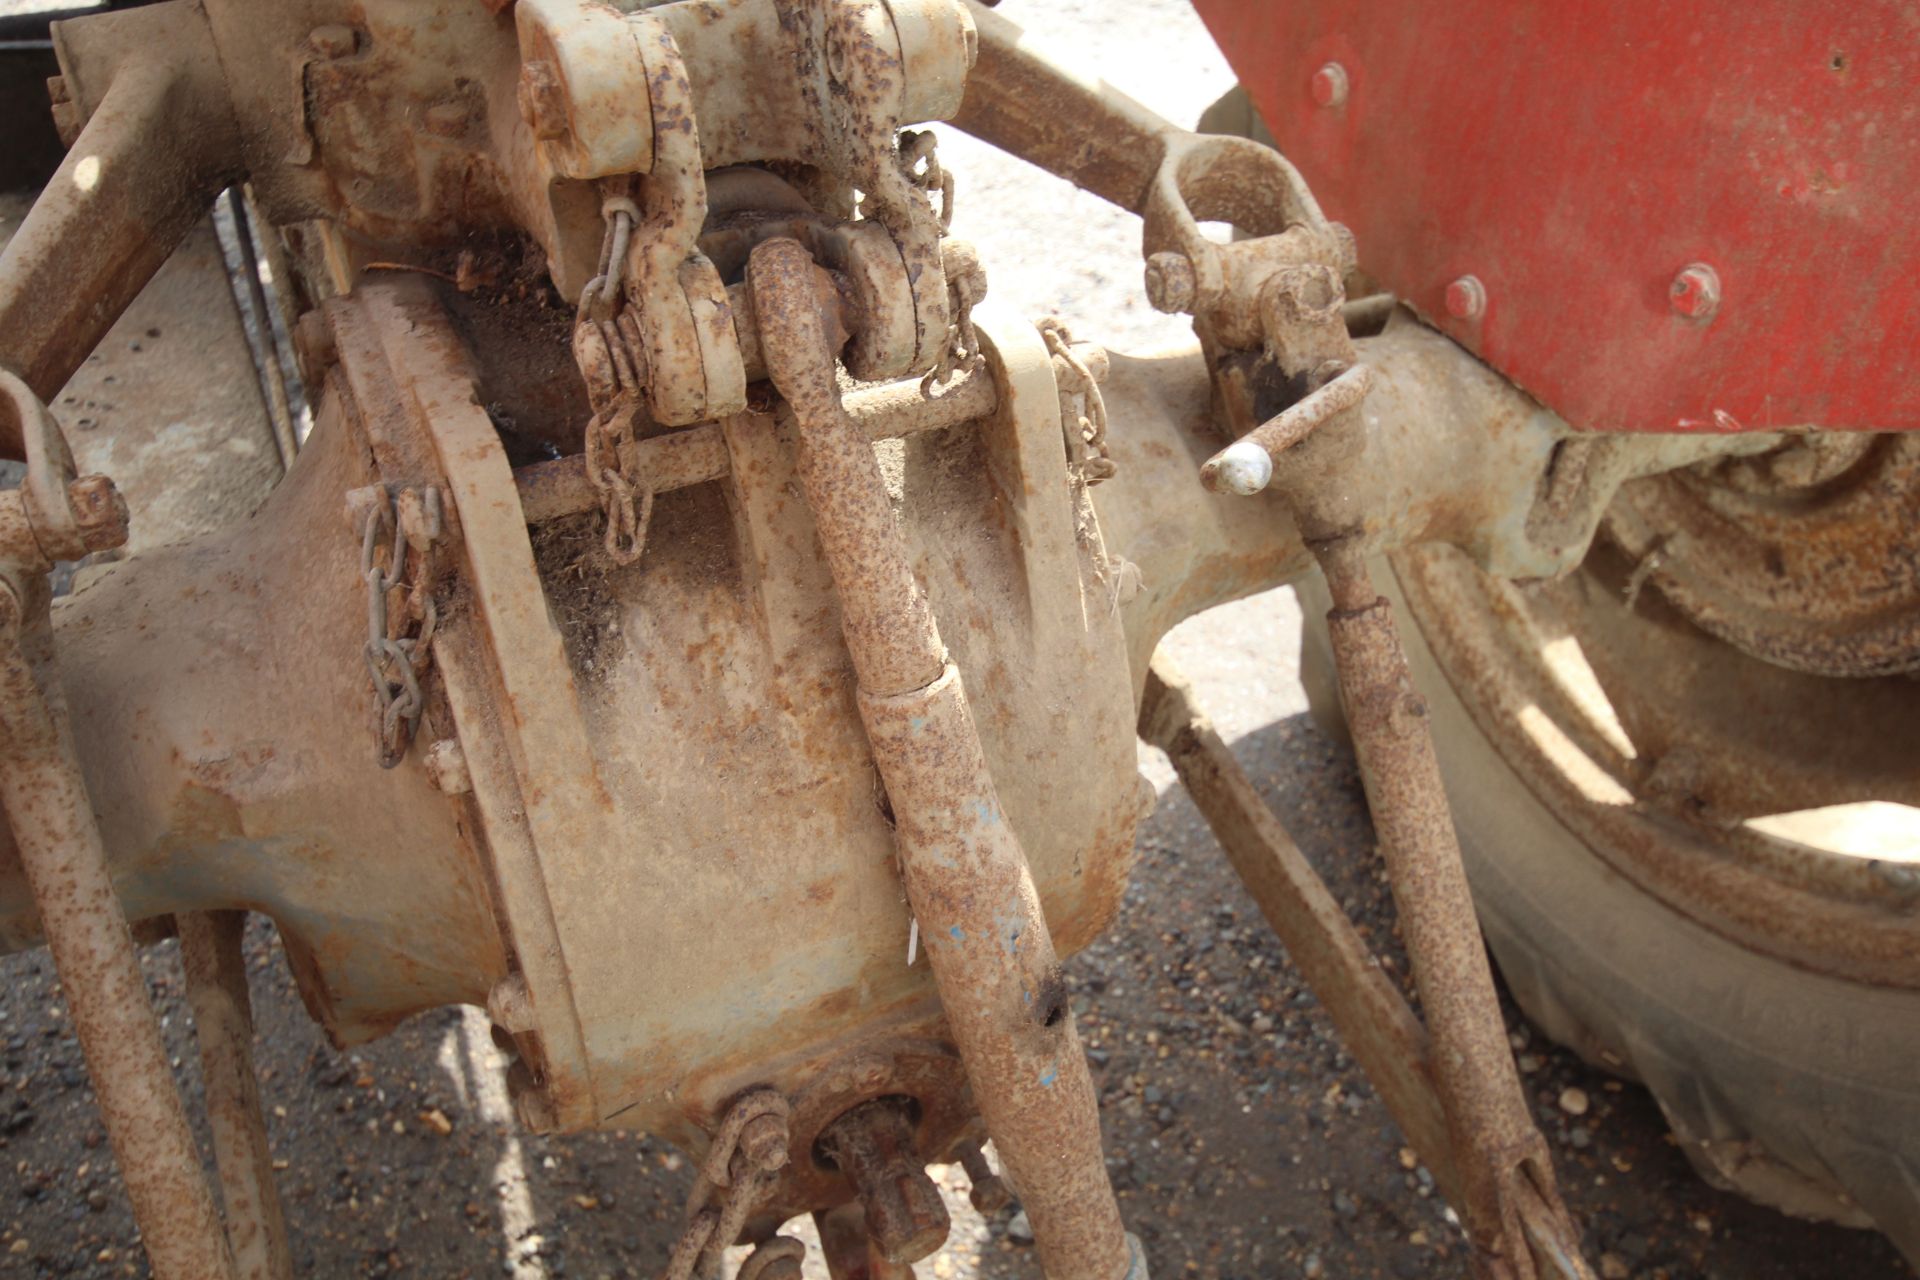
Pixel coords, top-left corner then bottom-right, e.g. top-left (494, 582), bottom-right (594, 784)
top-left (1310, 62), bottom-right (1349, 109)
top-left (1444, 274), bottom-right (1486, 320)
top-left (1669, 263), bottom-right (1721, 321)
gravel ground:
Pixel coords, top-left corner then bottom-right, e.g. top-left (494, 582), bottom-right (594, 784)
top-left (0, 3), bottom-right (1913, 1277)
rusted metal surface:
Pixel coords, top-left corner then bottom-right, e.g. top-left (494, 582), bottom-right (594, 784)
top-left (0, 0), bottom-right (1892, 1270)
top-left (1316, 541), bottom-right (1580, 1280)
top-left (752, 233), bottom-right (1137, 1279)
top-left (738, 1235), bottom-right (808, 1280)
top-left (0, 581), bottom-right (236, 1280)
top-left (953, 1139), bottom-right (1010, 1213)
top-left (512, 363), bottom-right (996, 524)
top-left (661, 1088), bottom-right (793, 1279)
top-left (1141, 656), bottom-right (1598, 1280)
top-left (1602, 433), bottom-right (1920, 676)
top-left (1201, 363), bottom-right (1372, 495)
top-left (817, 1097), bottom-right (952, 1264)
top-left (0, 2), bottom-right (239, 435)
top-left (1126, 124), bottom-right (1593, 1270)
top-left (0, 379), bottom-right (237, 1280)
top-left (1138, 656), bottom-right (1459, 1197)
top-left (180, 910), bottom-right (295, 1280)
top-left (1392, 539), bottom-right (1920, 988)
top-left (955, 2), bottom-right (1349, 350)
top-left (815, 1200), bottom-right (915, 1280)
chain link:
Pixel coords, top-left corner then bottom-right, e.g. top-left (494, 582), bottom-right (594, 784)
top-left (572, 185), bottom-right (657, 566)
top-left (358, 487), bottom-right (441, 768)
top-left (584, 407), bottom-right (654, 566)
top-left (1039, 318), bottom-right (1116, 484)
top-left (900, 129), bottom-right (985, 396)
top-left (898, 129), bottom-right (955, 232)
top-left (579, 191), bottom-right (641, 325)
top-left (921, 269), bottom-right (984, 395)
top-left (659, 1089), bottom-right (793, 1280)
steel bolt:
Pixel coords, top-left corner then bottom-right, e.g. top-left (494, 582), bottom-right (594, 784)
top-left (1444, 274), bottom-right (1486, 320)
top-left (67, 475), bottom-right (129, 553)
top-left (518, 60), bottom-right (569, 142)
top-left (307, 24), bottom-right (357, 58)
top-left (1310, 62), bottom-right (1349, 109)
top-left (1144, 252), bottom-right (1197, 314)
top-left (738, 1112), bottom-right (791, 1174)
top-left (955, 1141), bottom-right (1011, 1214)
top-left (1669, 263), bottom-right (1721, 321)
top-left (819, 1099), bottom-right (951, 1264)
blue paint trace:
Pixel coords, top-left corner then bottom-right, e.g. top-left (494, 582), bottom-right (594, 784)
top-left (1038, 1067), bottom-right (1058, 1088)
top-left (949, 925), bottom-right (966, 941)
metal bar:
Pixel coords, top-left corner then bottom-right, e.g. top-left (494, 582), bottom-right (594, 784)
top-left (1200, 364), bottom-right (1373, 495)
top-left (1138, 655), bottom-right (1464, 1203)
top-left (0, 579), bottom-right (237, 1280)
top-left (750, 235), bottom-right (1141, 1280)
top-left (814, 1201), bottom-right (916, 1280)
top-left (217, 189), bottom-right (299, 470)
top-left (953, 2), bottom-right (1173, 215)
top-left (180, 910), bottom-right (293, 1280)
top-left (0, 18), bottom-right (238, 452)
top-left (511, 365), bottom-right (997, 525)
top-left (1313, 539), bottom-right (1585, 1280)
top-left (1141, 650), bottom-right (1595, 1280)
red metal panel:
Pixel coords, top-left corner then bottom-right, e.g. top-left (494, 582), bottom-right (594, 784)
top-left (1190, 0), bottom-right (1920, 432)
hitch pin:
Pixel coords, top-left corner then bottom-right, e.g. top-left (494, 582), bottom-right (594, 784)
top-left (1200, 363), bottom-right (1372, 495)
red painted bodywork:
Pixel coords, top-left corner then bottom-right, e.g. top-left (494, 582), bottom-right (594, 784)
top-left (1190, 1), bottom-right (1920, 432)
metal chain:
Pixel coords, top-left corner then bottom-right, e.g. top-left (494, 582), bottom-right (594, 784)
top-left (921, 270), bottom-right (983, 394)
top-left (572, 184), bottom-right (657, 566)
top-left (579, 191), bottom-right (641, 324)
top-left (1039, 318), bottom-right (1116, 484)
top-left (902, 129), bottom-right (984, 395)
top-left (659, 1089), bottom-right (793, 1280)
top-left (583, 407), bottom-right (654, 566)
top-left (358, 489), bottom-right (440, 768)
top-left (736, 1235), bottom-right (806, 1280)
top-left (898, 129), bottom-right (955, 232)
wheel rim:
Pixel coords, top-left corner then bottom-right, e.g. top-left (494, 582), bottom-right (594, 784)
top-left (1391, 500), bottom-right (1920, 989)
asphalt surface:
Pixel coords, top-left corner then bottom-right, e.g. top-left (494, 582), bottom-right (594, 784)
top-left (0, 2), bottom-right (1912, 1276)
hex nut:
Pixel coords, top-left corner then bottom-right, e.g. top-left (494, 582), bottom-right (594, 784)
top-left (67, 476), bottom-right (129, 553)
top-left (1144, 252), bottom-right (1197, 314)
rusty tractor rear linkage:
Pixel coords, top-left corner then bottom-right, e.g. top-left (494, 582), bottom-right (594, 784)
top-left (0, 0), bottom-right (1796, 1275)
